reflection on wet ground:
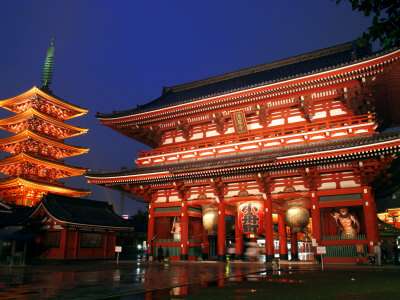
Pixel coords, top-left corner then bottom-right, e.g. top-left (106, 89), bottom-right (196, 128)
top-left (4, 261), bottom-right (393, 300)
top-left (0, 260), bottom-right (288, 299)
top-left (129, 268), bottom-right (309, 300)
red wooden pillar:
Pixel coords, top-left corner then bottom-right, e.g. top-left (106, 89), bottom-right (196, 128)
top-left (290, 230), bottom-right (298, 261)
top-left (217, 201), bottom-right (226, 260)
top-left (147, 203), bottom-right (155, 259)
top-left (73, 231), bottom-right (79, 259)
top-left (103, 232), bottom-right (109, 259)
top-left (264, 194), bottom-right (274, 261)
top-left (362, 186), bottom-right (379, 253)
top-left (181, 201), bottom-right (189, 260)
top-left (235, 215), bottom-right (243, 259)
top-left (60, 229), bottom-right (68, 259)
top-left (110, 235), bottom-right (116, 257)
top-left (278, 213), bottom-right (288, 260)
top-left (310, 191), bottom-right (321, 242)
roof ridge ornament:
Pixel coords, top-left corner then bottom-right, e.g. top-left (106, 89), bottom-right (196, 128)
top-left (41, 38), bottom-right (56, 92)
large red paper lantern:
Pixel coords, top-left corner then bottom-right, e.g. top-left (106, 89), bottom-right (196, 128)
top-left (238, 202), bottom-right (264, 235)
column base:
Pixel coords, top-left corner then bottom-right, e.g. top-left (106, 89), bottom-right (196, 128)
top-left (217, 255), bottom-right (226, 261)
top-left (180, 254), bottom-right (188, 260)
top-left (290, 254), bottom-right (299, 261)
top-left (265, 255), bottom-right (275, 262)
top-left (279, 254), bottom-right (288, 260)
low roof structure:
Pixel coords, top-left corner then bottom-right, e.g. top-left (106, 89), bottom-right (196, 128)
top-left (36, 194), bottom-right (132, 229)
top-left (0, 194), bottom-right (133, 230)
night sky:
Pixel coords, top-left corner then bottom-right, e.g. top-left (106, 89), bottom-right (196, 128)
top-left (0, 1), bottom-right (371, 215)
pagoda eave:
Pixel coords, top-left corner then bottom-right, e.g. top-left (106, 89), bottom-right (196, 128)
top-left (0, 130), bottom-right (90, 156)
top-left (0, 177), bottom-right (90, 197)
top-left (0, 153), bottom-right (87, 176)
top-left (0, 108), bottom-right (88, 137)
top-left (0, 86), bottom-right (88, 119)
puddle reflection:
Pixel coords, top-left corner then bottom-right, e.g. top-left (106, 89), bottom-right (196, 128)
top-left (0, 262), bottom-right (315, 299)
top-left (119, 268), bottom-right (304, 300)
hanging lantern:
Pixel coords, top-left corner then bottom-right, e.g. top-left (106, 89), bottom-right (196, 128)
top-left (285, 206), bottom-right (310, 233)
top-left (202, 206), bottom-right (218, 234)
top-left (238, 202), bottom-right (263, 235)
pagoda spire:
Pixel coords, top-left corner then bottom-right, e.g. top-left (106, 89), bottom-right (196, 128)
top-left (41, 38), bottom-right (55, 91)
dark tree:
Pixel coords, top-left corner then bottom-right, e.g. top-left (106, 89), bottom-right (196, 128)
top-left (336, 0), bottom-right (400, 49)
top-left (129, 210), bottom-right (148, 233)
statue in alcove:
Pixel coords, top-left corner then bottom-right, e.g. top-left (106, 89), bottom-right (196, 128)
top-left (171, 217), bottom-right (181, 241)
top-left (331, 207), bottom-right (360, 239)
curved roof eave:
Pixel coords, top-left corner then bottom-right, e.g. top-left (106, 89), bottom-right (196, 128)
top-left (0, 86), bottom-right (88, 119)
top-left (96, 44), bottom-right (399, 121)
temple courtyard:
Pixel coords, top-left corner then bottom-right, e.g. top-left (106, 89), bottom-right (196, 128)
top-left (0, 261), bottom-right (399, 299)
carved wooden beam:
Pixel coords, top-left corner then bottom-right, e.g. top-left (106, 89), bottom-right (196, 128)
top-left (257, 104), bottom-right (271, 127)
top-left (299, 95), bottom-right (312, 122)
top-left (303, 167), bottom-right (321, 191)
top-left (173, 180), bottom-right (190, 200)
top-left (211, 112), bottom-right (226, 135)
top-left (256, 172), bottom-right (272, 195)
top-left (210, 177), bottom-right (227, 201)
top-left (177, 120), bottom-right (193, 141)
top-left (131, 184), bottom-right (154, 202)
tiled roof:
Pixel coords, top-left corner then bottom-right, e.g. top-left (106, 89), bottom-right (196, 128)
top-left (0, 203), bottom-right (34, 227)
top-left (41, 194), bottom-right (133, 229)
top-left (88, 129), bottom-right (400, 179)
top-left (98, 41), bottom-right (375, 118)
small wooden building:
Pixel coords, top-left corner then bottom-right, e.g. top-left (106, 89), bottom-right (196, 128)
top-left (0, 194), bottom-right (133, 263)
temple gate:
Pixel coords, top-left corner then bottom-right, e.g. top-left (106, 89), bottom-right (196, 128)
top-left (88, 42), bottom-right (400, 263)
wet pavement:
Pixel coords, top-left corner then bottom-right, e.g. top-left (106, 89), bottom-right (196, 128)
top-left (1, 261), bottom-right (398, 299)
top-left (0, 260), bottom-right (274, 299)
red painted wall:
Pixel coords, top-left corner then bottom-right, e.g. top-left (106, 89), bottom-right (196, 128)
top-left (155, 217), bottom-right (173, 239)
top-left (40, 229), bottom-right (117, 260)
top-left (190, 217), bottom-right (203, 241)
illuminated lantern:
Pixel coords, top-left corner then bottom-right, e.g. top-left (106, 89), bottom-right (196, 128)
top-left (202, 206), bottom-right (218, 234)
top-left (238, 202), bottom-right (263, 235)
top-left (285, 206), bottom-right (310, 233)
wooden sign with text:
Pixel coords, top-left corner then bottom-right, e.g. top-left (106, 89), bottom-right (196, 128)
top-left (231, 110), bottom-right (248, 134)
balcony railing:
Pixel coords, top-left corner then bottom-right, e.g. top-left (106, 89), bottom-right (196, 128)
top-left (137, 114), bottom-right (374, 165)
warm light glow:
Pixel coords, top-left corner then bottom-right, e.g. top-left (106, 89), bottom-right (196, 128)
top-left (0, 87), bottom-right (90, 206)
top-left (202, 206), bottom-right (218, 233)
top-left (378, 208), bottom-right (400, 228)
top-left (238, 202), bottom-right (263, 235)
top-left (285, 206), bottom-right (310, 233)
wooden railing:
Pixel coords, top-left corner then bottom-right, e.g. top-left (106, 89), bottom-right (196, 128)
top-left (138, 114), bottom-right (374, 159)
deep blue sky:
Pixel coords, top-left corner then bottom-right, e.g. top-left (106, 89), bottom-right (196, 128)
top-left (0, 1), bottom-right (371, 215)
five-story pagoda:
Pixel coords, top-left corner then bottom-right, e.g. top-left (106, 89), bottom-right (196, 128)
top-left (0, 40), bottom-right (90, 206)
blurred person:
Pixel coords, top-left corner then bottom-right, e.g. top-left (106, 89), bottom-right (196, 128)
top-left (227, 243), bottom-right (236, 259)
top-left (374, 242), bottom-right (382, 266)
top-left (245, 241), bottom-right (259, 261)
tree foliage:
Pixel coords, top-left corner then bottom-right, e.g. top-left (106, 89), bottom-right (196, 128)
top-left (337, 0), bottom-right (400, 49)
